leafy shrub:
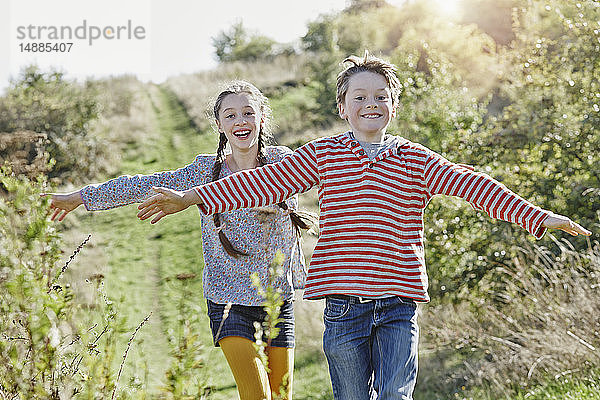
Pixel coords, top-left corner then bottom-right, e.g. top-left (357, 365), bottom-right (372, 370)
top-left (0, 167), bottom-right (66, 398)
top-left (0, 168), bottom-right (141, 399)
top-left (0, 67), bottom-right (102, 184)
top-left (422, 0), bottom-right (600, 298)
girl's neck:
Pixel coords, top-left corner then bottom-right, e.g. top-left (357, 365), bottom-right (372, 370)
top-left (227, 146), bottom-right (259, 172)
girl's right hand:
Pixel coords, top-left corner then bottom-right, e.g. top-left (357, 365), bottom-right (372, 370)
top-left (41, 191), bottom-right (83, 222)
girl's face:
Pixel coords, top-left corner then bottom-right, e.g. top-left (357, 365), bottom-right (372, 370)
top-left (338, 71), bottom-right (396, 141)
top-left (216, 93), bottom-right (263, 152)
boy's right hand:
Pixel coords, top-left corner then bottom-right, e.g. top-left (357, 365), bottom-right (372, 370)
top-left (136, 187), bottom-right (198, 224)
top-left (41, 191), bottom-right (83, 222)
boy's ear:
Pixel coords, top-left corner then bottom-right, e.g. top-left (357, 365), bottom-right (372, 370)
top-left (338, 103), bottom-right (347, 120)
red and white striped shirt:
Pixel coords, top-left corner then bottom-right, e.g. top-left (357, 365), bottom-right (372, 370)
top-left (194, 132), bottom-right (549, 302)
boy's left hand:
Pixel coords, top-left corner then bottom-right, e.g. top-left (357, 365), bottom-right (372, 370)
top-left (542, 213), bottom-right (591, 236)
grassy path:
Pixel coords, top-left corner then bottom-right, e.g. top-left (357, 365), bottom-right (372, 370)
top-left (66, 83), bottom-right (237, 397)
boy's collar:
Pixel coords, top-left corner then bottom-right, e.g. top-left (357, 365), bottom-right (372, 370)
top-left (336, 131), bottom-right (409, 149)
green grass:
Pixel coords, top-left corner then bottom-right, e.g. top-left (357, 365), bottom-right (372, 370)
top-left (513, 374), bottom-right (600, 400)
top-left (458, 369), bottom-right (600, 400)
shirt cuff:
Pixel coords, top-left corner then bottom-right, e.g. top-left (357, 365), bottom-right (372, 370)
top-left (528, 207), bottom-right (550, 239)
top-left (194, 186), bottom-right (212, 216)
top-left (79, 187), bottom-right (91, 211)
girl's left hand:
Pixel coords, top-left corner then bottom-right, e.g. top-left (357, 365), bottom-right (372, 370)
top-left (542, 213), bottom-right (591, 236)
top-left (137, 187), bottom-right (194, 224)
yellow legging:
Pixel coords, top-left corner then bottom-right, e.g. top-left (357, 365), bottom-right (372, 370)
top-left (219, 336), bottom-right (294, 400)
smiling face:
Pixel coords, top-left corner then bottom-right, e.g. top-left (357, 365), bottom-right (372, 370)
top-left (216, 93), bottom-right (263, 152)
top-left (338, 71), bottom-right (396, 142)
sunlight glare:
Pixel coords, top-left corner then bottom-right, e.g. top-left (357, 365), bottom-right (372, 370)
top-left (387, 0), bottom-right (462, 19)
top-left (432, 0), bottom-right (461, 18)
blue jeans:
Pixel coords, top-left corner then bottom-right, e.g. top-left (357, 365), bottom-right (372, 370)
top-left (322, 296), bottom-right (419, 400)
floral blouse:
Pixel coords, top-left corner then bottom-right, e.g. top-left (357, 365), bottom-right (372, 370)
top-left (79, 146), bottom-right (306, 306)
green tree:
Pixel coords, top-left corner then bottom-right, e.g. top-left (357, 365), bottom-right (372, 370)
top-left (344, 0), bottom-right (389, 14)
top-left (212, 22), bottom-right (278, 63)
top-left (302, 15), bottom-right (338, 53)
top-left (476, 0), bottom-right (600, 235)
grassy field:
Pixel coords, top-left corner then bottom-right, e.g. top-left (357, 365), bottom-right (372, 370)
top-left (53, 79), bottom-right (600, 400)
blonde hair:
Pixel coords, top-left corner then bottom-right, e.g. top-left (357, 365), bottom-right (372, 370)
top-left (336, 51), bottom-right (402, 108)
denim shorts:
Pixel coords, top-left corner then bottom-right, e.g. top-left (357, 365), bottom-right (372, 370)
top-left (206, 299), bottom-right (295, 348)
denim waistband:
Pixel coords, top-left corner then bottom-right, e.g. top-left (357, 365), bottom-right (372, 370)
top-left (327, 294), bottom-right (415, 304)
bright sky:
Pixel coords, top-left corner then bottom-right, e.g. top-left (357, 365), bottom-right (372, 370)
top-left (1, 0), bottom-right (353, 93)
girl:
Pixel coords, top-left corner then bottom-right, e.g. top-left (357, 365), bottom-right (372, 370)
top-left (135, 54), bottom-right (591, 400)
top-left (46, 81), bottom-right (309, 400)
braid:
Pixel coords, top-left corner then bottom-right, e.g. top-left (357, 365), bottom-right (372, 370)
top-left (277, 200), bottom-right (315, 237)
top-left (212, 132), bottom-right (248, 258)
top-left (256, 127), bottom-right (269, 166)
top-left (257, 135), bottom-right (315, 237)
top-left (212, 132), bottom-right (228, 181)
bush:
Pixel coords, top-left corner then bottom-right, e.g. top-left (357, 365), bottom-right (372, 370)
top-left (475, 0), bottom-right (600, 234)
top-left (0, 131), bottom-right (51, 181)
top-left (213, 22), bottom-right (285, 63)
top-left (423, 0), bottom-right (600, 298)
top-left (0, 66), bottom-right (102, 184)
top-left (0, 168), bottom-right (140, 399)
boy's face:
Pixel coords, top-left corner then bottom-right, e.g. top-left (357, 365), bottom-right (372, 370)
top-left (338, 71), bottom-right (396, 141)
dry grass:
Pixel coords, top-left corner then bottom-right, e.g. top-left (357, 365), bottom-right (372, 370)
top-left (163, 54), bottom-right (309, 135)
top-left (89, 75), bottom-right (158, 176)
top-left (0, 131), bottom-right (50, 181)
top-left (420, 235), bottom-right (600, 396)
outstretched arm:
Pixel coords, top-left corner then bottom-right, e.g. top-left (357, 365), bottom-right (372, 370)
top-left (137, 142), bottom-right (320, 223)
top-left (136, 187), bottom-right (201, 224)
top-left (423, 151), bottom-right (591, 238)
top-left (42, 155), bottom-right (210, 222)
